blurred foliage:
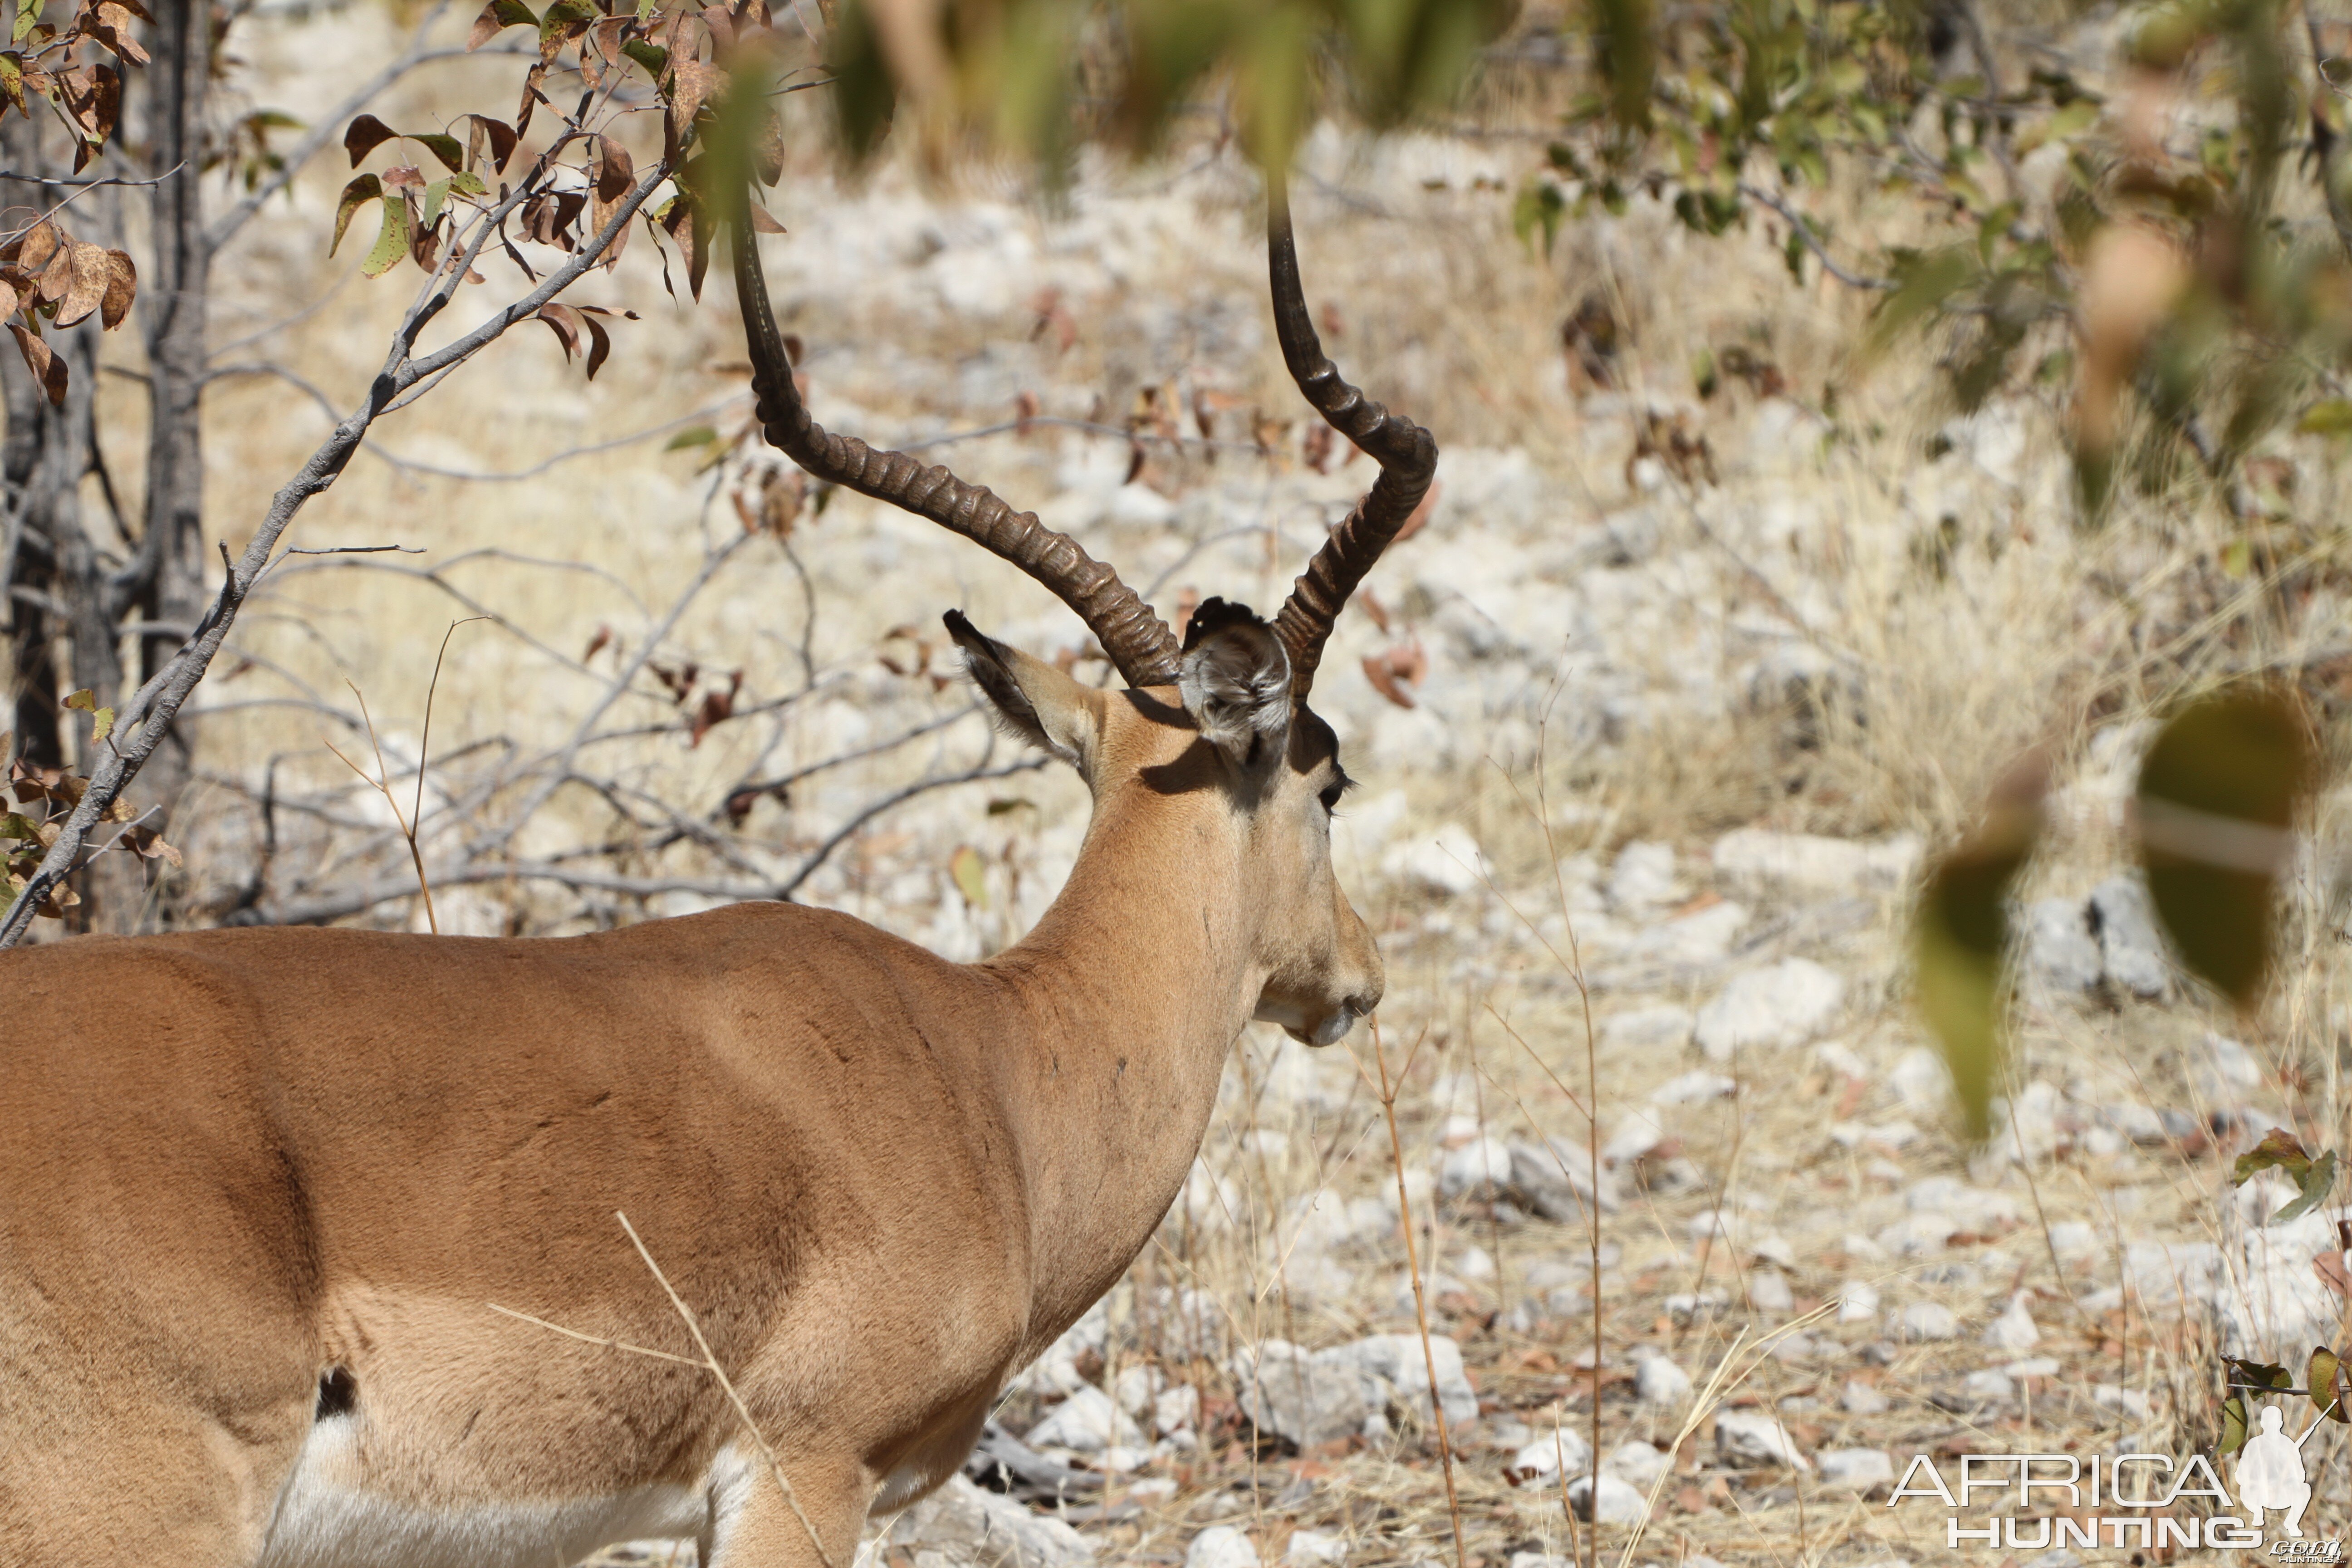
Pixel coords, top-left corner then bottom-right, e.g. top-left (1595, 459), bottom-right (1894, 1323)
top-left (1916, 684), bottom-right (2317, 1148)
top-left (2136, 683), bottom-right (2317, 1006)
top-left (1913, 779), bottom-right (2040, 1145)
top-left (826, 0), bottom-right (1515, 176)
top-left (1516, 0), bottom-right (2352, 515)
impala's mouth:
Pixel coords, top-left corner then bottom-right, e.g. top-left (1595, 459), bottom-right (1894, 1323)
top-left (1263, 1002), bottom-right (1362, 1048)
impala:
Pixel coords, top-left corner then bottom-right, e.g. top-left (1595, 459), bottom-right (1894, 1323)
top-left (0, 173), bottom-right (1436, 1568)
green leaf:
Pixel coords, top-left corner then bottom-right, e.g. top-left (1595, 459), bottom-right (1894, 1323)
top-left (621, 39), bottom-right (667, 78)
top-left (361, 196), bottom-right (410, 278)
top-left (420, 179), bottom-right (448, 233)
top-left (2272, 1150), bottom-right (2340, 1226)
top-left (449, 169), bottom-right (489, 197)
top-left (411, 132), bottom-right (466, 174)
top-left (12, 0), bottom-right (39, 46)
top-left (2312, 1347), bottom-right (2347, 1422)
top-left (1913, 801), bottom-right (2041, 1145)
top-left (2236, 1127), bottom-right (2315, 1185)
top-left (2220, 1393), bottom-right (2249, 1456)
top-left (331, 174), bottom-right (381, 256)
top-left (88, 706), bottom-right (113, 744)
top-left (2299, 398), bottom-right (2352, 436)
top-left (61, 688), bottom-right (95, 712)
top-left (0, 812), bottom-right (38, 842)
top-left (949, 844), bottom-right (988, 908)
top-left (2136, 686), bottom-right (2316, 1007)
top-left (662, 424), bottom-right (719, 451)
top-left (1512, 180), bottom-right (1566, 258)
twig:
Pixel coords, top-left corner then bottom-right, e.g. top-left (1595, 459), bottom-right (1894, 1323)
top-left (1734, 182), bottom-right (1893, 292)
top-left (486, 1302), bottom-right (707, 1368)
top-left (0, 150), bottom-right (673, 946)
top-left (1369, 1019), bottom-right (1469, 1568)
top-left (416, 618), bottom-right (486, 859)
top-left (615, 1211), bottom-right (839, 1568)
top-left (324, 680), bottom-right (439, 933)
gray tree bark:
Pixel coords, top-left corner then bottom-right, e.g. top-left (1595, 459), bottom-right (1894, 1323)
top-left (132, 0), bottom-right (210, 820)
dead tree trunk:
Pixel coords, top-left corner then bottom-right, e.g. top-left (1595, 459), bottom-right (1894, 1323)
top-left (132, 0), bottom-right (211, 821)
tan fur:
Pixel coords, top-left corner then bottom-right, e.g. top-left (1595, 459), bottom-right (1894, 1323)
top-left (0, 656), bottom-right (1381, 1568)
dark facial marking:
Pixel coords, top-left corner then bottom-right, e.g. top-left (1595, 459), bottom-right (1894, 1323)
top-left (316, 1366), bottom-right (357, 1421)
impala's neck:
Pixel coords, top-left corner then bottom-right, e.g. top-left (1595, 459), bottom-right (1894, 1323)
top-left (977, 767), bottom-right (1260, 1351)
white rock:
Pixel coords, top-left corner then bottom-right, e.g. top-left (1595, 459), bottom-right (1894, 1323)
top-left (2090, 873), bottom-right (2168, 999)
top-left (1286, 1531), bottom-right (1347, 1567)
top-left (1838, 1281), bottom-right (1880, 1325)
top-left (1984, 1294), bottom-right (2040, 1352)
top-left (1383, 824), bottom-right (1490, 897)
top-left (1156, 1384), bottom-right (1200, 1435)
top-left (2204, 1031), bottom-right (2264, 1089)
top-left (2005, 1357), bottom-right (2061, 1379)
top-left (1507, 1137), bottom-right (1617, 1219)
top-left (1188, 1526), bottom-right (1260, 1568)
top-left (1963, 1369), bottom-right (2016, 1401)
top-left (1603, 1440), bottom-right (1671, 1489)
top-left (891, 1475), bottom-right (1095, 1568)
top-left (1635, 1353), bottom-right (1693, 1406)
top-left (1815, 1041), bottom-right (1870, 1080)
top-left (1601, 1111), bottom-right (1668, 1167)
top-left (1816, 1448), bottom-right (1895, 1493)
top-left (1607, 841), bottom-right (1678, 911)
top-left (2024, 897), bottom-right (2103, 997)
top-left (1605, 1004), bottom-right (1695, 1050)
top-left (1650, 1069), bottom-right (1735, 1105)
top-left (1711, 829), bottom-right (1922, 895)
top-left (1026, 1386), bottom-right (1142, 1454)
top-left (1695, 959), bottom-right (1846, 1060)
top-left (1503, 1427), bottom-right (1592, 1485)
top-left (1747, 1268), bottom-right (1794, 1314)
top-left (1437, 1137), bottom-right (1515, 1199)
top-left (1889, 1047), bottom-right (1947, 1113)
top-left (1842, 1380), bottom-right (1888, 1414)
top-left (1115, 1363), bottom-right (1164, 1418)
top-left (1567, 1472), bottom-right (1650, 1523)
top-left (1715, 1410), bottom-right (1809, 1469)
top-left (1750, 1235), bottom-right (1797, 1270)
top-left (1901, 1302), bottom-right (1960, 1341)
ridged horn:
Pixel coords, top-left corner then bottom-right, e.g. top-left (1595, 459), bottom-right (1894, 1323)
top-left (1264, 176), bottom-right (1439, 702)
top-left (730, 181), bottom-right (1184, 688)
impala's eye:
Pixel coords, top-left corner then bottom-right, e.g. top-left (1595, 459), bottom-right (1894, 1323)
top-left (1318, 772), bottom-right (1353, 814)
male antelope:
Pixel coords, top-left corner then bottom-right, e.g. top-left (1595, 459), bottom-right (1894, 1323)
top-left (0, 176), bottom-right (1434, 1568)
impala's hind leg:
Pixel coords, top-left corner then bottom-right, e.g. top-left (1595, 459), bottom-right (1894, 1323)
top-left (701, 1452), bottom-right (871, 1568)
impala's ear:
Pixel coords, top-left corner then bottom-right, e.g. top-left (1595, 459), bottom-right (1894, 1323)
top-left (944, 610), bottom-right (1102, 770)
top-left (1179, 598), bottom-right (1292, 770)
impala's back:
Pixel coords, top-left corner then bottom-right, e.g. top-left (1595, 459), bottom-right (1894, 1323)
top-left (0, 908), bottom-right (1041, 1567)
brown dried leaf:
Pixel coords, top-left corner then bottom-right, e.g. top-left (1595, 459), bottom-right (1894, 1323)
top-left (666, 58), bottom-right (719, 147)
top-left (84, 1), bottom-right (148, 64)
top-left (49, 242), bottom-right (109, 328)
top-left (97, 247), bottom-right (134, 329)
top-left (463, 113), bottom-right (519, 175)
top-left (591, 135), bottom-right (634, 201)
top-left (535, 301), bottom-right (584, 362)
top-left (0, 275), bottom-right (18, 319)
top-left (34, 235), bottom-right (73, 303)
top-left (380, 163), bottom-right (425, 191)
top-left (8, 321), bottom-right (65, 406)
top-left (344, 112), bottom-right (397, 167)
top-left (11, 219), bottom-right (59, 274)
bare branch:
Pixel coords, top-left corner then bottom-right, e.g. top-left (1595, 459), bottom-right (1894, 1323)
top-left (0, 157), bottom-right (675, 948)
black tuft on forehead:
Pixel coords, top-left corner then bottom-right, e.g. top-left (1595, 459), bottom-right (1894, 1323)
top-left (1183, 596), bottom-right (1266, 652)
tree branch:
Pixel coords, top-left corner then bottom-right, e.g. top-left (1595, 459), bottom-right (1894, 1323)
top-left (0, 157), bottom-right (674, 947)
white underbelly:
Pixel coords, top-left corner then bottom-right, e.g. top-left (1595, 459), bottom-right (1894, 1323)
top-left (257, 1417), bottom-right (707, 1568)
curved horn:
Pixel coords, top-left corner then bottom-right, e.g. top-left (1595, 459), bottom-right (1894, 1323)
top-left (1264, 177), bottom-right (1438, 702)
top-left (730, 184), bottom-right (1184, 689)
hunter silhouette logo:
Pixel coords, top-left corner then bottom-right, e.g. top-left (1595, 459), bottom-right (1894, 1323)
top-left (2238, 1403), bottom-right (2318, 1539)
